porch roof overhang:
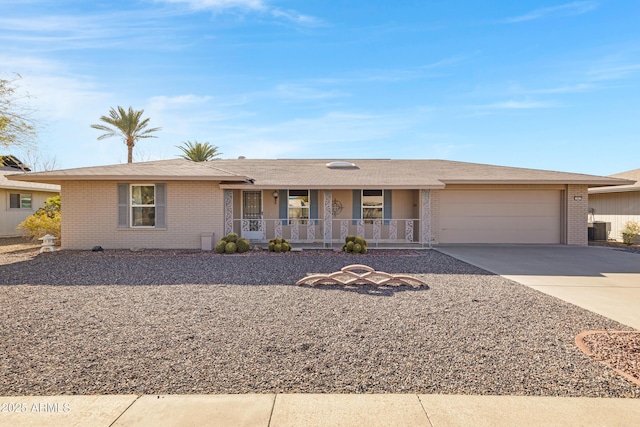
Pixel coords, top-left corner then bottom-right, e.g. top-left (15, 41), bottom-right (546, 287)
top-left (218, 183), bottom-right (447, 190)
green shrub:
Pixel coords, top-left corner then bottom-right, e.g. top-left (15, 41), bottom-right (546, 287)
top-left (215, 233), bottom-right (253, 254)
top-left (268, 238), bottom-right (292, 252)
top-left (622, 220), bottom-right (640, 245)
top-left (215, 240), bottom-right (227, 254)
top-left (18, 195), bottom-right (61, 242)
top-left (343, 235), bottom-right (367, 254)
top-left (236, 238), bottom-right (251, 253)
top-left (224, 242), bottom-right (237, 254)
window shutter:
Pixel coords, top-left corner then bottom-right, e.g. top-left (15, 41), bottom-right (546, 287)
top-left (352, 190), bottom-right (361, 225)
top-left (310, 190), bottom-right (318, 220)
top-left (10, 193), bottom-right (19, 209)
top-left (155, 183), bottom-right (166, 228)
top-left (278, 190), bottom-right (288, 225)
top-left (117, 183), bottom-right (128, 228)
top-left (383, 189), bottom-right (392, 225)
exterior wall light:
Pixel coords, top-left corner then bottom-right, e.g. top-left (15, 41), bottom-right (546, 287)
top-left (273, 191), bottom-right (279, 204)
top-left (574, 196), bottom-right (583, 201)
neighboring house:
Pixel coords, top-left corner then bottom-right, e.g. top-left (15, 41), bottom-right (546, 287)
top-left (1, 164), bottom-right (60, 238)
top-left (588, 168), bottom-right (640, 242)
top-left (6, 158), bottom-right (633, 250)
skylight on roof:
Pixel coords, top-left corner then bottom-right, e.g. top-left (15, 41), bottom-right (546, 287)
top-left (326, 161), bottom-right (358, 169)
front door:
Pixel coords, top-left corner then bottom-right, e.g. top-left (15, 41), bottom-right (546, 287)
top-left (242, 191), bottom-right (264, 240)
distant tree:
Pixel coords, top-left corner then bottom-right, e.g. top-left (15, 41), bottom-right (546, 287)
top-left (0, 74), bottom-right (38, 156)
top-left (176, 140), bottom-right (222, 162)
top-left (91, 106), bottom-right (161, 163)
top-left (18, 195), bottom-right (61, 242)
top-left (21, 150), bottom-right (59, 172)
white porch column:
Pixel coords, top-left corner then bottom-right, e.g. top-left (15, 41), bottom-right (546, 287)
top-left (224, 190), bottom-right (233, 236)
top-left (420, 189), bottom-right (432, 248)
top-left (324, 190), bottom-right (332, 247)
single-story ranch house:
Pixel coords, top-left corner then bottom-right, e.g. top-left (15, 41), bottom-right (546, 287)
top-left (7, 158), bottom-right (634, 250)
top-left (1, 164), bottom-right (60, 238)
top-left (588, 168), bottom-right (640, 243)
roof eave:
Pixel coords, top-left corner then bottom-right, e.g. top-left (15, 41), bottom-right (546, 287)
top-left (589, 186), bottom-right (640, 194)
top-left (219, 184), bottom-right (447, 190)
top-left (6, 174), bottom-right (250, 184)
top-left (0, 184), bottom-right (60, 192)
top-left (440, 179), bottom-right (636, 187)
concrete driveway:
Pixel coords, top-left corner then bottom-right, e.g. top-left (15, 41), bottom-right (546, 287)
top-left (436, 245), bottom-right (640, 330)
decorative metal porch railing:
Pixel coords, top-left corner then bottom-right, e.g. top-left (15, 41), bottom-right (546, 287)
top-left (231, 218), bottom-right (424, 246)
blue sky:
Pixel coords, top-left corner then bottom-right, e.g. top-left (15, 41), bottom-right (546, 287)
top-left (1, 0), bottom-right (639, 175)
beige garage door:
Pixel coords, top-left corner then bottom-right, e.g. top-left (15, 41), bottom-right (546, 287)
top-left (439, 190), bottom-right (561, 244)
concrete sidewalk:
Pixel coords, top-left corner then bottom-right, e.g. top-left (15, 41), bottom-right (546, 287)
top-left (436, 245), bottom-right (640, 330)
top-left (1, 394), bottom-right (640, 427)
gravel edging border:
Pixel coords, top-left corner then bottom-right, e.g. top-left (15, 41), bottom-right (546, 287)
top-left (575, 331), bottom-right (640, 388)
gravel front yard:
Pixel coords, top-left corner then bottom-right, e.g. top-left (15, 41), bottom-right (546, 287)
top-left (0, 248), bottom-right (638, 397)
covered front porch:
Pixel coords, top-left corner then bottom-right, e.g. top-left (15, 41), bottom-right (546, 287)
top-left (222, 188), bottom-right (433, 248)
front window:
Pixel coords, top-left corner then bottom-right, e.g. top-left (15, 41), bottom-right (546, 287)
top-left (362, 190), bottom-right (383, 223)
top-left (289, 190), bottom-right (309, 224)
top-left (131, 185), bottom-right (155, 227)
top-left (9, 193), bottom-right (32, 209)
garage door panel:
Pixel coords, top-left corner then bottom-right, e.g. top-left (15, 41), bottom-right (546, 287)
top-left (440, 190), bottom-right (558, 203)
top-left (440, 228), bottom-right (559, 244)
top-left (440, 216), bottom-right (560, 230)
top-left (440, 203), bottom-right (560, 217)
top-left (439, 190), bottom-right (561, 244)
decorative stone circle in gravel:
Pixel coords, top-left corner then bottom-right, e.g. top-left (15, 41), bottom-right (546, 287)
top-left (576, 331), bottom-right (640, 387)
top-left (296, 264), bottom-right (428, 288)
top-left (0, 249), bottom-right (639, 397)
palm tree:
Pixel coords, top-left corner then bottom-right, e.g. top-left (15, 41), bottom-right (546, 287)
top-left (176, 140), bottom-right (222, 162)
top-left (91, 106), bottom-right (161, 163)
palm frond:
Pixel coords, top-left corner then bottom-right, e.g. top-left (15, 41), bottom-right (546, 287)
top-left (91, 106), bottom-right (161, 163)
top-left (176, 140), bottom-right (223, 162)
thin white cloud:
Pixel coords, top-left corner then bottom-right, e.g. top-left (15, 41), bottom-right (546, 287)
top-left (147, 94), bottom-right (213, 110)
top-left (0, 11), bottom-right (189, 52)
top-left (510, 83), bottom-right (595, 95)
top-left (506, 1), bottom-right (598, 23)
top-left (587, 63), bottom-right (640, 81)
top-left (156, 0), bottom-right (323, 26)
top-left (313, 54), bottom-right (473, 85)
top-left (210, 108), bottom-right (431, 159)
top-left (269, 8), bottom-right (323, 26)
top-left (271, 84), bottom-right (348, 101)
top-left (158, 0), bottom-right (266, 11)
top-left (0, 55), bottom-right (111, 122)
top-left (475, 100), bottom-right (561, 110)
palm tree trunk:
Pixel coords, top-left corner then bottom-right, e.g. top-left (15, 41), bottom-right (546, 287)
top-left (127, 138), bottom-right (134, 163)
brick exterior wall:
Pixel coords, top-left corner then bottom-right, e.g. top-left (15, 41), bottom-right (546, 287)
top-left (566, 184), bottom-right (588, 246)
top-left (427, 189), bottom-right (440, 244)
top-left (61, 181), bottom-right (224, 250)
top-left (59, 181), bottom-right (590, 249)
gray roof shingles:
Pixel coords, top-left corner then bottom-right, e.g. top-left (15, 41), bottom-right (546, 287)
top-left (6, 158), bottom-right (634, 189)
